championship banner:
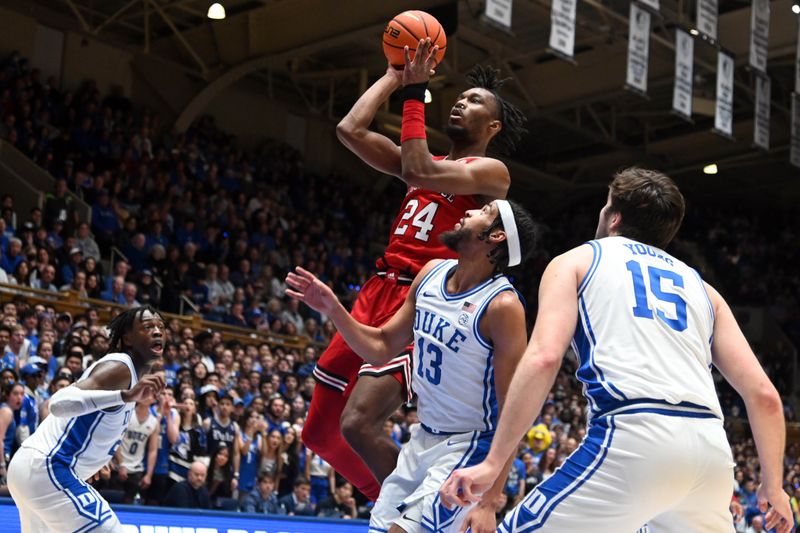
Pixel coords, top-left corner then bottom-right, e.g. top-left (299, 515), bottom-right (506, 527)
top-left (672, 28), bottom-right (694, 120)
top-left (626, 3), bottom-right (651, 95)
top-left (696, 0), bottom-right (718, 40)
top-left (714, 51), bottom-right (735, 138)
top-left (485, 0), bottom-right (513, 29)
top-left (748, 0), bottom-right (770, 73)
top-left (753, 75), bottom-right (770, 150)
top-left (791, 94), bottom-right (800, 168)
top-left (549, 0), bottom-right (578, 60)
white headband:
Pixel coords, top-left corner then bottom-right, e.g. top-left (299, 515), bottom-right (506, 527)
top-left (495, 200), bottom-right (522, 267)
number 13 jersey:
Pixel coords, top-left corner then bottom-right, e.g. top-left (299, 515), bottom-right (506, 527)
top-left (575, 236), bottom-right (722, 420)
top-left (380, 156), bottom-right (483, 275)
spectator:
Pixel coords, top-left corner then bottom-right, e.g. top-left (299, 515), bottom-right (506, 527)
top-left (279, 477), bottom-right (315, 516)
top-left (0, 382), bottom-right (24, 470)
top-left (242, 474), bottom-right (284, 514)
top-left (75, 222), bottom-right (100, 262)
top-left (121, 282), bottom-right (140, 307)
top-left (112, 400), bottom-right (159, 503)
top-left (136, 269), bottom-right (160, 307)
top-left (60, 247), bottom-right (82, 286)
top-left (316, 479), bottom-right (357, 519)
top-left (29, 264), bottom-right (56, 292)
top-left (100, 275), bottom-right (125, 304)
top-left (90, 190), bottom-right (119, 252)
top-left (259, 428), bottom-right (283, 482)
top-left (305, 450), bottom-right (334, 505)
top-left (164, 461), bottom-right (211, 509)
top-left (1, 238), bottom-right (23, 274)
top-left (235, 409), bottom-right (265, 499)
top-left (168, 397), bottom-right (208, 483)
top-left (207, 444), bottom-right (234, 504)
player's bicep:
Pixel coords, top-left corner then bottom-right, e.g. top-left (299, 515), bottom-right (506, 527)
top-left (423, 158), bottom-right (510, 198)
top-left (340, 130), bottom-right (402, 177)
top-left (708, 287), bottom-right (771, 395)
top-left (484, 293), bottom-right (527, 408)
top-left (76, 361), bottom-right (132, 392)
top-left (529, 254), bottom-right (581, 361)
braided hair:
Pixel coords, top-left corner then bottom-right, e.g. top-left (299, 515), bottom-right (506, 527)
top-left (465, 65), bottom-right (528, 155)
top-left (107, 305), bottom-right (163, 353)
top-left (477, 200), bottom-right (538, 273)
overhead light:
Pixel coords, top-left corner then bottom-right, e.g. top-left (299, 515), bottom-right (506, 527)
top-left (207, 2), bottom-right (226, 19)
top-left (689, 28), bottom-right (699, 36)
top-left (424, 89), bottom-right (433, 104)
top-left (703, 163), bottom-right (718, 175)
top-left (793, 3), bottom-right (800, 14)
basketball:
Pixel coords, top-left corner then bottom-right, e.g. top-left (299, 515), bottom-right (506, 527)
top-left (383, 10), bottom-right (447, 69)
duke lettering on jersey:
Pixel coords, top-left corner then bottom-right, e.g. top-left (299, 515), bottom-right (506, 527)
top-left (412, 260), bottom-right (517, 434)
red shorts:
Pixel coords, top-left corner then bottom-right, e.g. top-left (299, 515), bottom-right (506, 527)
top-left (314, 272), bottom-right (414, 399)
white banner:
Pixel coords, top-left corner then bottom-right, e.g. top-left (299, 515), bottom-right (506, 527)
top-left (626, 3), bottom-right (651, 94)
top-left (549, 0), bottom-right (577, 59)
top-left (749, 0), bottom-right (770, 73)
top-left (791, 94), bottom-right (800, 168)
top-left (795, 23), bottom-right (800, 93)
top-left (753, 75), bottom-right (770, 150)
top-left (696, 0), bottom-right (718, 40)
top-left (672, 29), bottom-right (694, 119)
top-left (714, 51), bottom-right (735, 137)
top-left (485, 0), bottom-right (513, 28)
top-left (639, 0), bottom-right (659, 12)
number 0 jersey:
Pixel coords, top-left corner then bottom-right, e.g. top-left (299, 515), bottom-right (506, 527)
top-left (21, 353), bottom-right (138, 480)
top-left (575, 236), bottom-right (722, 420)
top-left (379, 156), bottom-right (483, 275)
top-left (412, 259), bottom-right (516, 434)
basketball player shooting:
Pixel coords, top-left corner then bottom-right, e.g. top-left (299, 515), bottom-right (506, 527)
top-left (289, 199), bottom-right (538, 533)
top-left (301, 33), bottom-right (528, 503)
top-left (8, 306), bottom-right (166, 533)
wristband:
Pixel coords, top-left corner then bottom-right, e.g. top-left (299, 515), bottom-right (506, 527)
top-left (401, 100), bottom-right (426, 143)
top-left (402, 82), bottom-right (428, 103)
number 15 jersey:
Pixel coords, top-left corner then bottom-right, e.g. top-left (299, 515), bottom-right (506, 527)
top-left (574, 236), bottom-right (722, 420)
top-left (379, 156), bottom-right (482, 275)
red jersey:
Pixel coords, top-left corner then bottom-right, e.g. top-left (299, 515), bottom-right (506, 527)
top-left (378, 156), bottom-right (483, 275)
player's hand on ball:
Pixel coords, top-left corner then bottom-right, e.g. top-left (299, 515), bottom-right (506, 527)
top-left (122, 373), bottom-right (165, 403)
top-left (286, 267), bottom-right (339, 314)
top-left (402, 38), bottom-right (438, 86)
top-left (757, 483), bottom-right (793, 533)
top-left (440, 462), bottom-right (495, 510)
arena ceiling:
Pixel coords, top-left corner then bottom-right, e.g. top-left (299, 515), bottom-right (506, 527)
top-left (8, 0), bottom-right (800, 204)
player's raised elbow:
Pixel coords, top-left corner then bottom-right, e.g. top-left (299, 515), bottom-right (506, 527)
top-left (336, 119), bottom-right (360, 145)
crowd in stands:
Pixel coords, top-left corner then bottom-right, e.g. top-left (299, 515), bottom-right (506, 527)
top-left (0, 49), bottom-right (798, 529)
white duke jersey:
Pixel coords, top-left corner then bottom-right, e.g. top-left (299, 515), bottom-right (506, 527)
top-left (413, 259), bottom-right (517, 434)
top-left (118, 410), bottom-right (158, 472)
top-left (22, 352), bottom-right (138, 479)
top-left (574, 237), bottom-right (722, 420)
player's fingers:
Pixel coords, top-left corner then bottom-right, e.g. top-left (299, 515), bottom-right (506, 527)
top-left (403, 45), bottom-right (412, 66)
top-left (294, 267), bottom-right (315, 280)
top-left (427, 45), bottom-right (439, 64)
top-left (758, 495), bottom-right (769, 513)
top-left (460, 481), bottom-right (479, 504)
top-left (285, 289), bottom-right (306, 301)
top-left (765, 508), bottom-right (778, 530)
top-left (285, 274), bottom-right (304, 289)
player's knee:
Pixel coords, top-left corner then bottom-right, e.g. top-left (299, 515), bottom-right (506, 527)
top-left (340, 404), bottom-right (373, 448)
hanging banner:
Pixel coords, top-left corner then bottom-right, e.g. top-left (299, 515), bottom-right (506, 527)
top-left (485, 0), bottom-right (513, 28)
top-left (549, 0), bottom-right (578, 59)
top-left (748, 0), bottom-right (770, 73)
top-left (639, 0), bottom-right (659, 12)
top-left (795, 22), bottom-right (800, 93)
top-left (753, 75), bottom-right (770, 150)
top-left (673, 28), bottom-right (694, 120)
top-left (696, 0), bottom-right (718, 40)
top-left (791, 94), bottom-right (800, 168)
top-left (626, 3), bottom-right (651, 95)
top-left (714, 51), bottom-right (735, 138)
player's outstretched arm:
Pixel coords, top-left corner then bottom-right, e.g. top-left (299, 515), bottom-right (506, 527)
top-left (286, 263), bottom-right (437, 364)
top-left (49, 362), bottom-right (165, 418)
top-left (708, 284), bottom-right (793, 533)
top-left (336, 66), bottom-right (403, 177)
top-left (440, 249), bottom-right (585, 508)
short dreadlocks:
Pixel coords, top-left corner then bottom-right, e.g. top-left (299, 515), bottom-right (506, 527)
top-left (107, 305), bottom-right (163, 353)
top-left (465, 65), bottom-right (528, 155)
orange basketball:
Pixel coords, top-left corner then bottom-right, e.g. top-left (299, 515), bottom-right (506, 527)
top-left (383, 10), bottom-right (447, 69)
